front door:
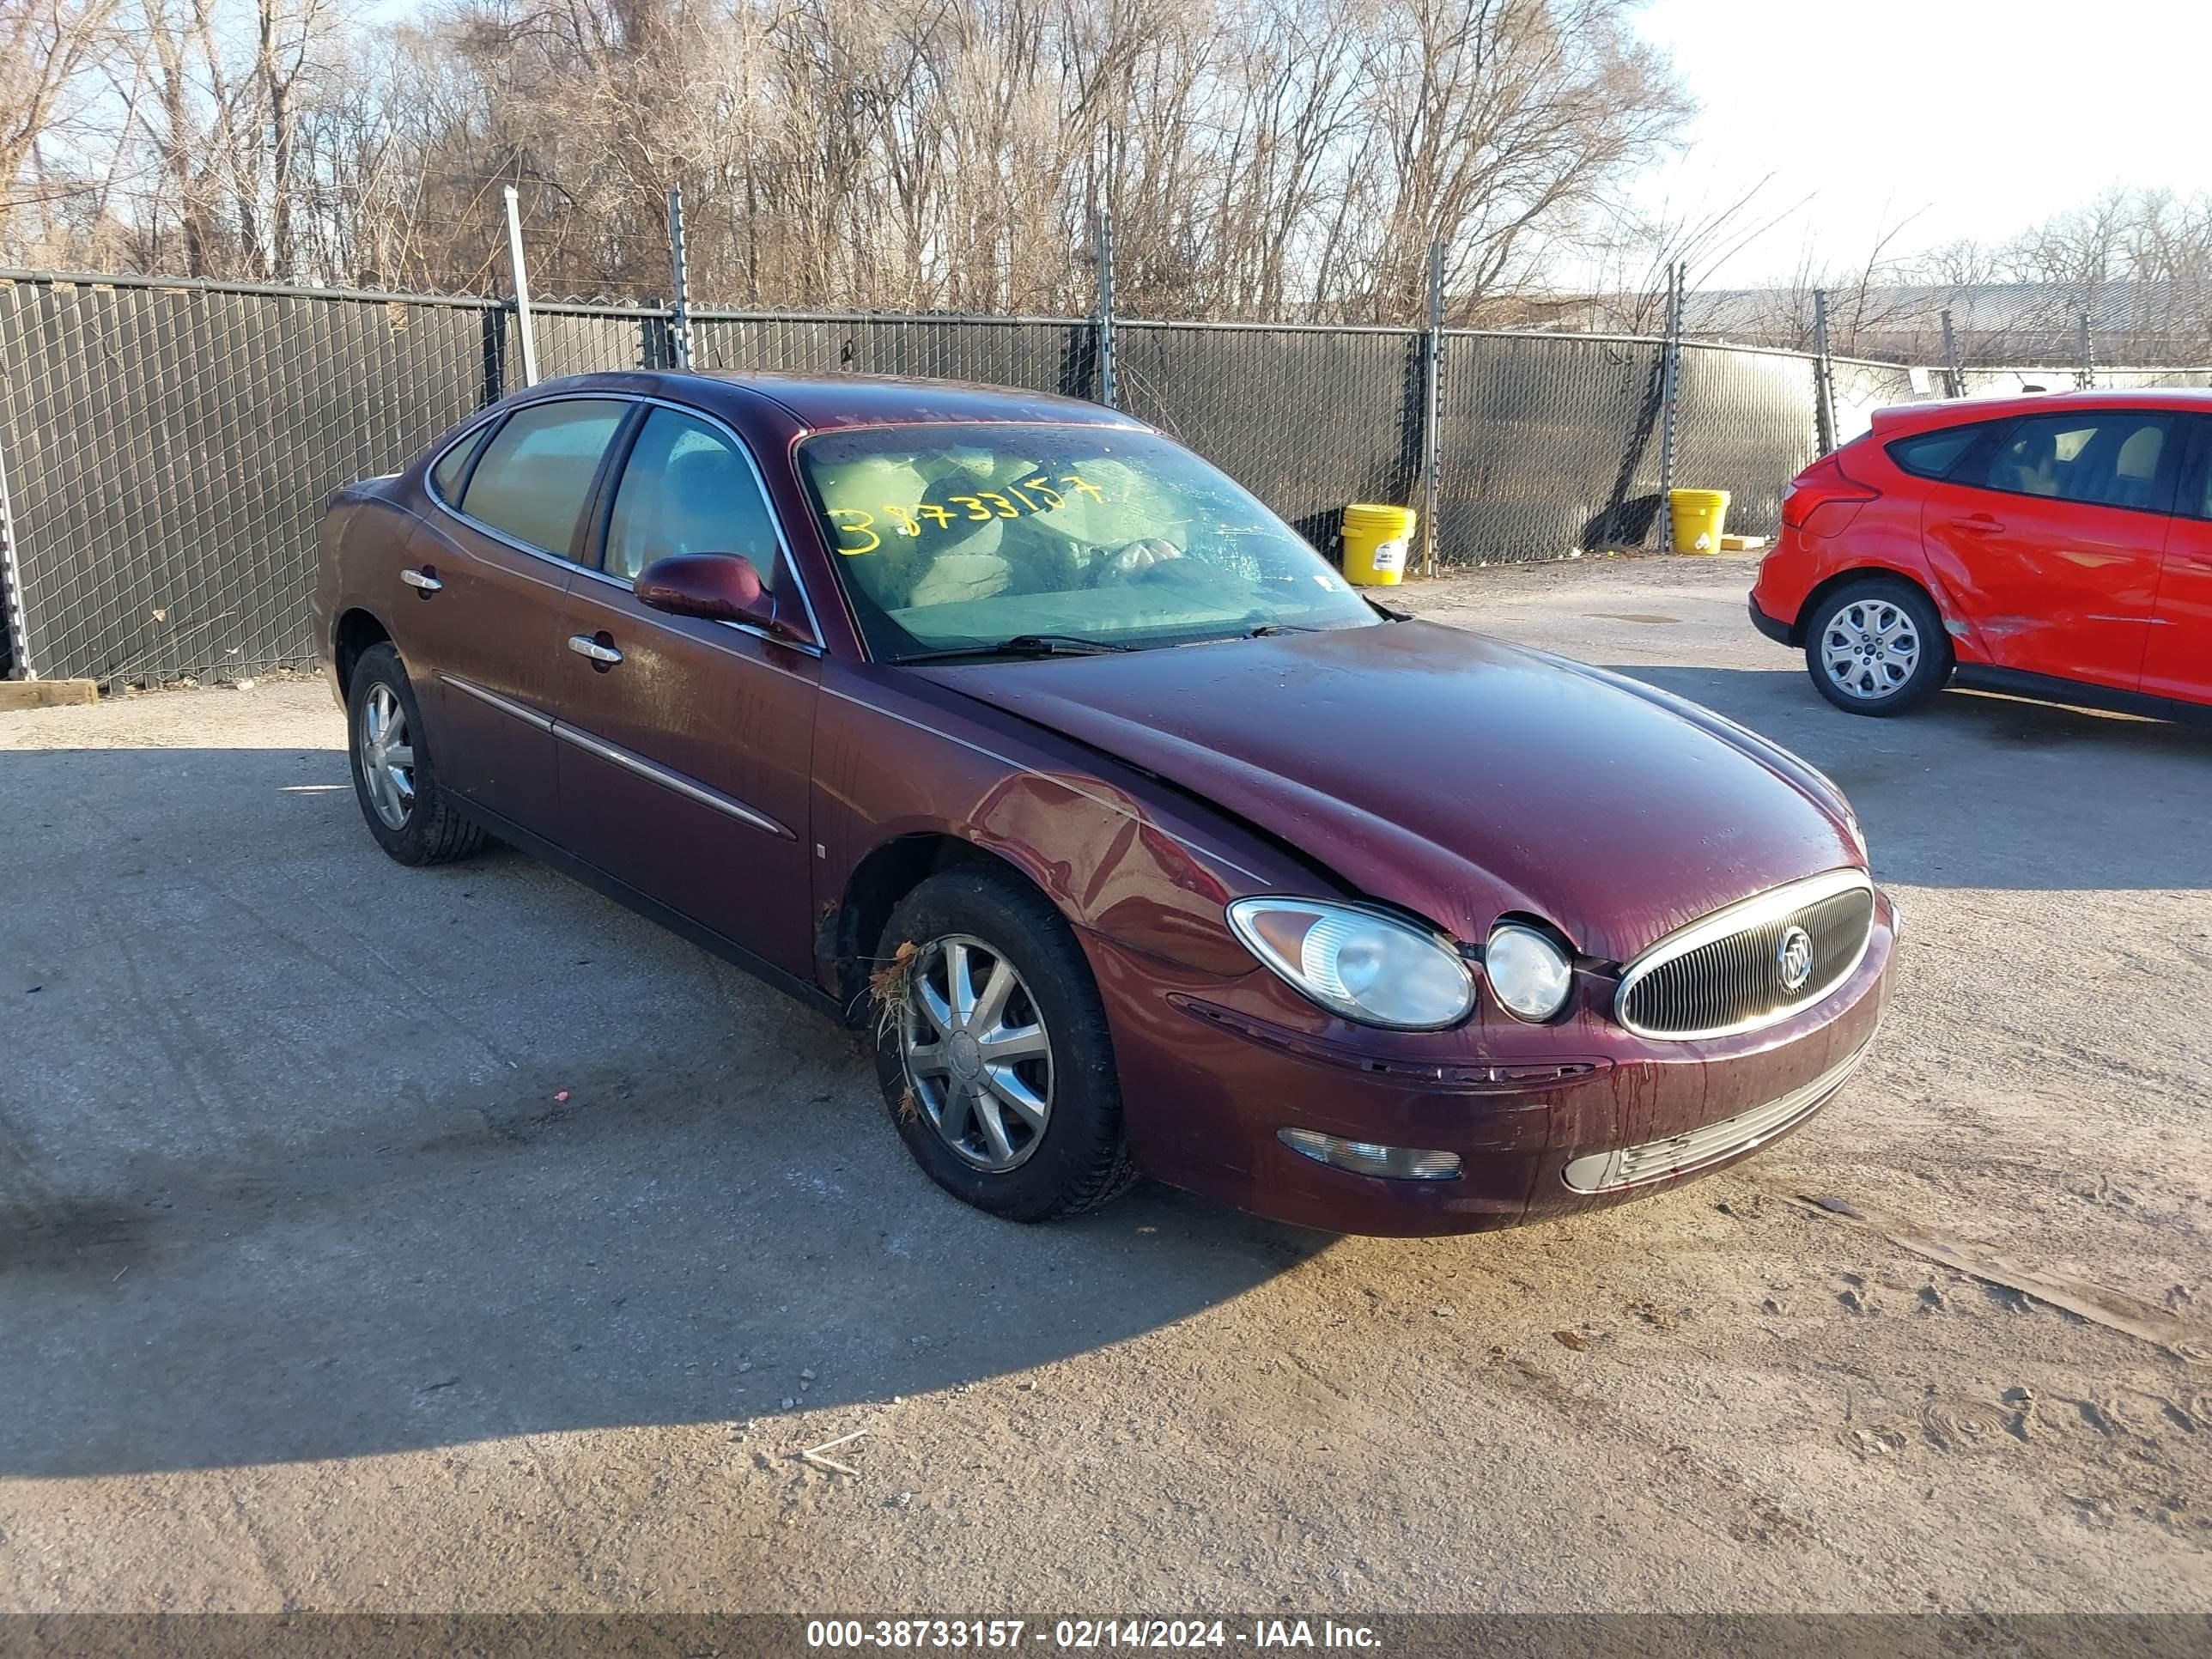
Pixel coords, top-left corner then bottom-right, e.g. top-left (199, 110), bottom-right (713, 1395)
top-left (1918, 407), bottom-right (2177, 693)
top-left (545, 403), bottom-right (823, 979)
top-left (404, 397), bottom-right (631, 836)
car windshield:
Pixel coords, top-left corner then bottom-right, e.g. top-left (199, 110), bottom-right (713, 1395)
top-left (795, 422), bottom-right (1379, 660)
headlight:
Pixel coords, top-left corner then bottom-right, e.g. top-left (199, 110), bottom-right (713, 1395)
top-left (1482, 922), bottom-right (1574, 1022)
top-left (1226, 898), bottom-right (1475, 1030)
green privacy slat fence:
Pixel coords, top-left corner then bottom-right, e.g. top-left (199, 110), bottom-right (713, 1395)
top-left (0, 271), bottom-right (1844, 685)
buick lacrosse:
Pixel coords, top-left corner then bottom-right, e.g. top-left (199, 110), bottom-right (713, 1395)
top-left (316, 371), bottom-right (1893, 1234)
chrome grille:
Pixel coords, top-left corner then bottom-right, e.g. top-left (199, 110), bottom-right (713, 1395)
top-left (1616, 870), bottom-right (1875, 1040)
top-left (1563, 1040), bottom-right (1871, 1193)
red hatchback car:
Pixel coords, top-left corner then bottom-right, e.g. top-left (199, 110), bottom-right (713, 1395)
top-left (319, 370), bottom-right (1893, 1236)
top-left (1752, 389), bottom-right (2212, 721)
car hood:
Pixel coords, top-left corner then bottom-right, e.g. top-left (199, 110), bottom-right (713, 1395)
top-left (914, 620), bottom-right (1863, 962)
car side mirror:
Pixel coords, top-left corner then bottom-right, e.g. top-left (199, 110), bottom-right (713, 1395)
top-left (634, 553), bottom-right (797, 640)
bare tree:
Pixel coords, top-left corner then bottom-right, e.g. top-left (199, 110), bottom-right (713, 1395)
top-left (0, 0), bottom-right (126, 248)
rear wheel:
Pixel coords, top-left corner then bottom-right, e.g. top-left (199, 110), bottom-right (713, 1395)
top-left (872, 866), bottom-right (1134, 1222)
top-left (1805, 578), bottom-right (1951, 716)
top-left (345, 641), bottom-right (487, 865)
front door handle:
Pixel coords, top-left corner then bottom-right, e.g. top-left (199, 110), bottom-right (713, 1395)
top-left (400, 566), bottom-right (442, 592)
top-left (567, 633), bottom-right (623, 666)
top-left (1948, 514), bottom-right (2002, 536)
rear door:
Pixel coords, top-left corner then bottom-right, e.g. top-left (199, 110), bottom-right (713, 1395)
top-left (1917, 407), bottom-right (2178, 692)
top-left (406, 397), bottom-right (631, 836)
top-left (2147, 416), bottom-right (2212, 708)
top-left (545, 402), bottom-right (823, 978)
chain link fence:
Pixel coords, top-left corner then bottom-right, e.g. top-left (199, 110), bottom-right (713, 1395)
top-left (0, 275), bottom-right (495, 686)
top-left (0, 266), bottom-right (2008, 687)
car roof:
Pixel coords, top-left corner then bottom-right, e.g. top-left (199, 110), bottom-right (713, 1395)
top-left (1893, 385), bottom-right (2212, 423)
top-left (525, 368), bottom-right (1140, 432)
top-left (1868, 384), bottom-right (2212, 440)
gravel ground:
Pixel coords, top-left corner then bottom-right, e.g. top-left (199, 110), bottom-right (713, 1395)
top-left (2, 550), bottom-right (2208, 1614)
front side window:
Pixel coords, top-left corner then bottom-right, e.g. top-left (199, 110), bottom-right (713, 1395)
top-left (459, 398), bottom-right (629, 556)
top-left (795, 422), bottom-right (1377, 659)
top-left (604, 409), bottom-right (781, 585)
top-left (1972, 412), bottom-right (2172, 511)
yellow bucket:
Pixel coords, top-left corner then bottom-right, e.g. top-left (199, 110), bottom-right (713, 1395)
top-left (1340, 502), bottom-right (1417, 586)
top-left (1668, 488), bottom-right (1731, 554)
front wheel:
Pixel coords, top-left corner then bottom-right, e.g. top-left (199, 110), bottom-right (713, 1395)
top-left (1805, 578), bottom-right (1952, 716)
top-left (872, 866), bottom-right (1135, 1222)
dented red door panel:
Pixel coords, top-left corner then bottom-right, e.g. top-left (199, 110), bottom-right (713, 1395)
top-left (1918, 489), bottom-right (2166, 690)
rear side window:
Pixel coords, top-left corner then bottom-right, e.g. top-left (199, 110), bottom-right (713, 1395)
top-left (1887, 424), bottom-right (1983, 480)
top-left (429, 425), bottom-right (490, 501)
top-left (459, 398), bottom-right (629, 556)
top-left (1967, 411), bottom-right (2172, 512)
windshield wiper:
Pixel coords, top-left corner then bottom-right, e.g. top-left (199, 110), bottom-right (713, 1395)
top-left (896, 633), bottom-right (1137, 664)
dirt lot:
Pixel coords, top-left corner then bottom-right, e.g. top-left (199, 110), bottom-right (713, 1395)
top-left (3, 550), bottom-right (2208, 1614)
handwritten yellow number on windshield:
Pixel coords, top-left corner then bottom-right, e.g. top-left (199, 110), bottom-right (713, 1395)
top-left (1019, 478), bottom-right (1064, 508)
top-left (978, 492), bottom-right (1020, 518)
top-left (1060, 474), bottom-right (1105, 503)
top-left (915, 502), bottom-right (954, 529)
top-left (828, 507), bottom-right (880, 555)
top-left (947, 495), bottom-right (994, 522)
top-left (882, 503), bottom-right (921, 538)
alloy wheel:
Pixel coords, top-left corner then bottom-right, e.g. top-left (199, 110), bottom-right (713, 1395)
top-left (1820, 598), bottom-right (1921, 701)
top-left (358, 681), bottom-right (417, 829)
top-left (900, 933), bottom-right (1054, 1172)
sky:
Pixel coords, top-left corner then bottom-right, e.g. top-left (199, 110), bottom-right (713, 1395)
top-left (1626, 0), bottom-right (2212, 287)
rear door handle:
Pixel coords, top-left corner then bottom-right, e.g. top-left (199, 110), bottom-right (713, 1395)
top-left (567, 634), bottom-right (623, 666)
top-left (1948, 514), bottom-right (2002, 536)
top-left (399, 567), bottom-right (442, 592)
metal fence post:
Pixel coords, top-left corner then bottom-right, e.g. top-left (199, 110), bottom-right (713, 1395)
top-left (2076, 309), bottom-right (2095, 389)
top-left (0, 433), bottom-right (28, 679)
top-left (479, 307), bottom-right (507, 407)
top-left (1419, 240), bottom-right (1444, 578)
top-left (1811, 288), bottom-right (1838, 454)
top-left (1092, 208), bottom-right (1118, 409)
top-left (1657, 260), bottom-right (1684, 552)
top-left (666, 186), bottom-right (694, 371)
top-left (503, 185), bottom-right (540, 387)
top-left (1941, 307), bottom-right (1964, 398)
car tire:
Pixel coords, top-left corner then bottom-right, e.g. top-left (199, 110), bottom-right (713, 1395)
top-left (345, 641), bottom-right (487, 866)
top-left (1804, 577), bottom-right (1952, 716)
top-left (872, 866), bottom-right (1136, 1222)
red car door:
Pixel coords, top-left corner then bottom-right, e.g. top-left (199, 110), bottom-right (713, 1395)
top-left (544, 403), bottom-right (823, 978)
top-left (2147, 416), bottom-right (2212, 708)
top-left (1918, 407), bottom-right (2177, 693)
top-left (404, 397), bottom-right (631, 836)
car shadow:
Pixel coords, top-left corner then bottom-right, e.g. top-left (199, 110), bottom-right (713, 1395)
top-left (1601, 663), bottom-right (2212, 892)
top-left (0, 743), bottom-right (1331, 1478)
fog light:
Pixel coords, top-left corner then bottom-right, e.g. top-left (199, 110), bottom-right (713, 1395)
top-left (1279, 1127), bottom-right (1462, 1180)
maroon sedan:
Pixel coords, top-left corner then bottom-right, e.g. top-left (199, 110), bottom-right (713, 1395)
top-left (315, 371), bottom-right (1893, 1235)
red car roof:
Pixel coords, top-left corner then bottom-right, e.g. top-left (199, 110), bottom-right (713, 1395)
top-left (1873, 385), bottom-right (2212, 437)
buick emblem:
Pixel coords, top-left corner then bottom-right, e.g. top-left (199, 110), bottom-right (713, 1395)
top-left (1777, 926), bottom-right (1815, 994)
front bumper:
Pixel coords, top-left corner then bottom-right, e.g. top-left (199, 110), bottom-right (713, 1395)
top-left (1084, 891), bottom-right (1893, 1236)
